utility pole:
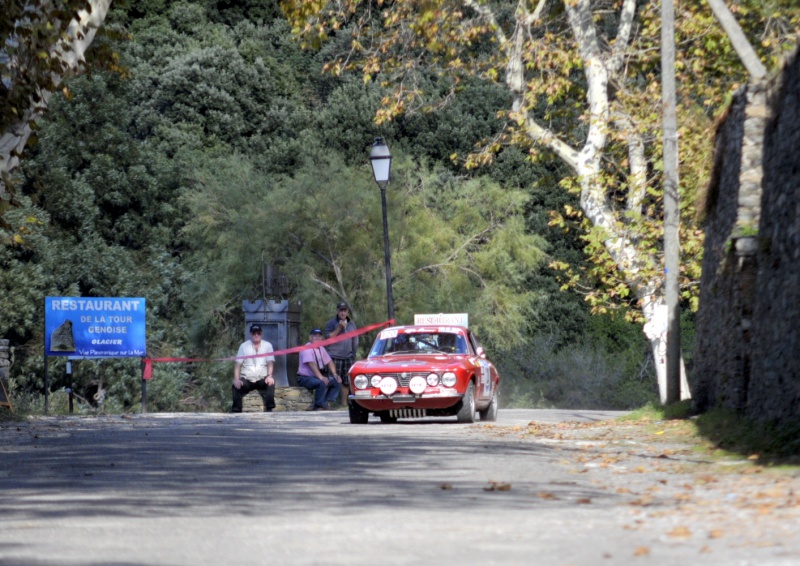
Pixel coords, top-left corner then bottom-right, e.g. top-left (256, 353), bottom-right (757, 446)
top-left (662, 0), bottom-right (681, 404)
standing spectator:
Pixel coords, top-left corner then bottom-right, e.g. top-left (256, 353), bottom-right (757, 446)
top-left (232, 324), bottom-right (276, 413)
top-left (297, 328), bottom-right (341, 411)
top-left (324, 302), bottom-right (358, 406)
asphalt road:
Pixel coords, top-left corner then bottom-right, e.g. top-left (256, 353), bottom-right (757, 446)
top-left (0, 409), bottom-right (797, 565)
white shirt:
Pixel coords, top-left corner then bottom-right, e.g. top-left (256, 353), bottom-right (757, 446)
top-left (236, 340), bottom-right (275, 382)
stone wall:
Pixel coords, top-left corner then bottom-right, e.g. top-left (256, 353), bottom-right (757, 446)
top-left (0, 339), bottom-right (10, 406)
top-left (242, 386), bottom-right (314, 412)
top-left (747, 50), bottom-right (800, 426)
top-left (694, 48), bottom-right (800, 427)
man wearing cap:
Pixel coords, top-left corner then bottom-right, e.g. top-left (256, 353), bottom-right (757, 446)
top-left (297, 328), bottom-right (341, 411)
top-left (232, 324), bottom-right (276, 413)
top-left (324, 302), bottom-right (358, 406)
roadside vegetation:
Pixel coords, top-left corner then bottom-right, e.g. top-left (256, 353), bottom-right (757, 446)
top-left (621, 403), bottom-right (800, 462)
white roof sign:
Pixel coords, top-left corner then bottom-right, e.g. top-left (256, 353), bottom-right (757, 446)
top-left (413, 313), bottom-right (469, 327)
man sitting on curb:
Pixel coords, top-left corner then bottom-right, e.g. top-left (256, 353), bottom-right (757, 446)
top-left (296, 328), bottom-right (341, 411)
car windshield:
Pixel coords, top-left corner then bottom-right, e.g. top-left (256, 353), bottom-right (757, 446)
top-left (370, 331), bottom-right (468, 356)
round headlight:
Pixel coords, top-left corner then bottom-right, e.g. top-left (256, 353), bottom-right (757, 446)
top-left (370, 375), bottom-right (382, 388)
top-left (426, 373), bottom-right (440, 386)
top-left (353, 375), bottom-right (369, 390)
top-left (379, 377), bottom-right (398, 395)
top-left (441, 372), bottom-right (457, 387)
top-left (408, 376), bottom-right (427, 394)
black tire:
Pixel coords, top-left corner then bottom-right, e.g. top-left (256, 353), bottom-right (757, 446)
top-left (479, 390), bottom-right (498, 422)
top-left (348, 400), bottom-right (369, 424)
top-left (456, 381), bottom-right (477, 423)
top-left (379, 412), bottom-right (398, 424)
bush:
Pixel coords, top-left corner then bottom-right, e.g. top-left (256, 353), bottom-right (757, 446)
top-left (497, 330), bottom-right (658, 410)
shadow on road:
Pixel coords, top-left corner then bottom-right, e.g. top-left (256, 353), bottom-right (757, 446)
top-left (1, 413), bottom-right (624, 523)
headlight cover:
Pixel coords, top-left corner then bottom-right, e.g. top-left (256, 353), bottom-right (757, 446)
top-left (408, 376), bottom-right (427, 394)
top-left (370, 375), bottom-right (383, 388)
top-left (426, 373), bottom-right (440, 386)
top-left (441, 372), bottom-right (457, 387)
top-left (378, 377), bottom-right (398, 395)
top-left (353, 375), bottom-right (369, 390)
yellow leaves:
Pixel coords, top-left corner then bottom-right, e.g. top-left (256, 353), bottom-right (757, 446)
top-left (633, 546), bottom-right (650, 557)
top-left (537, 491), bottom-right (559, 500)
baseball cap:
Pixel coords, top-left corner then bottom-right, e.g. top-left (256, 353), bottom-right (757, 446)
top-left (337, 302), bottom-right (349, 310)
top-left (309, 328), bottom-right (323, 335)
top-left (250, 324), bottom-right (262, 333)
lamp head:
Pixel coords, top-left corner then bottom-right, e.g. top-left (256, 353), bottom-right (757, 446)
top-left (370, 137), bottom-right (392, 187)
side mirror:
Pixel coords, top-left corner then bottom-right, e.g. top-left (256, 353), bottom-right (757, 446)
top-left (476, 346), bottom-right (486, 359)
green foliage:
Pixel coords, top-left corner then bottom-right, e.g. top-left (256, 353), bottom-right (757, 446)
top-left (498, 315), bottom-right (657, 410)
top-left (2, 67), bottom-right (192, 410)
top-left (2, 0), bottom-right (669, 414)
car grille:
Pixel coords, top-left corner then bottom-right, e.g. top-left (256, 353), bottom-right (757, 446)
top-left (370, 372), bottom-right (428, 387)
top-left (389, 408), bottom-right (427, 419)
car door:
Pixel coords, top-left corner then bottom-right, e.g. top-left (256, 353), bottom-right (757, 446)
top-left (468, 331), bottom-right (494, 400)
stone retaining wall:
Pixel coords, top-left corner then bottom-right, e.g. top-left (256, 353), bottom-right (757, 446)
top-left (0, 339), bottom-right (9, 389)
top-left (242, 386), bottom-right (314, 412)
top-left (694, 48), bottom-right (800, 427)
top-left (0, 339), bottom-right (10, 410)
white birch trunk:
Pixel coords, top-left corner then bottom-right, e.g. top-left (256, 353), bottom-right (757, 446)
top-left (0, 0), bottom-right (111, 198)
top-left (494, 0), bottom-right (692, 401)
top-left (642, 296), bottom-right (692, 402)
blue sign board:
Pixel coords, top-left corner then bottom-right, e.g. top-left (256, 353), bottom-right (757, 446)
top-left (45, 297), bottom-right (146, 357)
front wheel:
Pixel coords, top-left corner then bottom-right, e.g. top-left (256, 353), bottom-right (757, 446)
top-left (479, 390), bottom-right (498, 422)
top-left (456, 381), bottom-right (476, 423)
top-left (348, 400), bottom-right (369, 424)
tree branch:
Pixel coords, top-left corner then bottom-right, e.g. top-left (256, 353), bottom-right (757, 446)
top-left (705, 0), bottom-right (767, 79)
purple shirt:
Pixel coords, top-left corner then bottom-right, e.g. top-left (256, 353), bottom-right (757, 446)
top-left (298, 343), bottom-right (332, 377)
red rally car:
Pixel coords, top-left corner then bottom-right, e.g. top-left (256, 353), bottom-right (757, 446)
top-left (347, 325), bottom-right (500, 424)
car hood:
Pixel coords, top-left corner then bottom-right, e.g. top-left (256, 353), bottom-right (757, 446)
top-left (352, 355), bottom-right (474, 373)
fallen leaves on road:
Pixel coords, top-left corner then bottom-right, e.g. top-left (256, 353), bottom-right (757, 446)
top-left (667, 525), bottom-right (692, 538)
top-left (484, 480), bottom-right (511, 491)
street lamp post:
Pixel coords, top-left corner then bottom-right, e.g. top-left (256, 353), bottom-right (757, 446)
top-left (370, 137), bottom-right (394, 321)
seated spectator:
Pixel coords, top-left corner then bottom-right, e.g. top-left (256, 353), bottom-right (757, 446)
top-left (231, 324), bottom-right (276, 413)
top-left (296, 328), bottom-right (341, 411)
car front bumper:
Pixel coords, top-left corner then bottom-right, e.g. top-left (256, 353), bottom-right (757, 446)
top-left (350, 389), bottom-right (463, 411)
